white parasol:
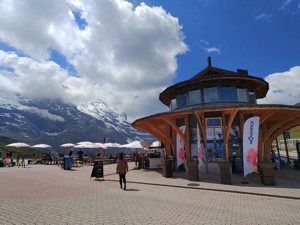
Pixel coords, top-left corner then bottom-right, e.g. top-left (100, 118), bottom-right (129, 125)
top-left (32, 144), bottom-right (52, 149)
top-left (60, 143), bottom-right (76, 148)
top-left (120, 141), bottom-right (151, 149)
top-left (6, 142), bottom-right (31, 148)
top-left (104, 143), bottom-right (121, 148)
top-left (76, 141), bottom-right (94, 145)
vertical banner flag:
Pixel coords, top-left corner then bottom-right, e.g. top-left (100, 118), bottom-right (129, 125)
top-left (243, 116), bottom-right (260, 177)
top-left (176, 125), bottom-right (186, 169)
top-left (197, 124), bottom-right (205, 169)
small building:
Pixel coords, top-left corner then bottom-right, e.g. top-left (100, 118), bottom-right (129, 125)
top-left (132, 58), bottom-right (300, 185)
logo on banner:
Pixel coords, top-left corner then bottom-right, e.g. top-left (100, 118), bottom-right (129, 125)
top-left (243, 117), bottom-right (260, 177)
top-left (197, 124), bottom-right (204, 169)
top-left (176, 125), bottom-right (186, 169)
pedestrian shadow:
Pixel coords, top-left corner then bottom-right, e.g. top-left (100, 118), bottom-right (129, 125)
top-left (124, 188), bottom-right (140, 191)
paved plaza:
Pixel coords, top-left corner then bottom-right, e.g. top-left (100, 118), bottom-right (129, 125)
top-left (1, 162), bottom-right (300, 225)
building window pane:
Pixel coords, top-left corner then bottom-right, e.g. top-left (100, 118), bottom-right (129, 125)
top-left (189, 89), bottom-right (202, 105)
top-left (249, 92), bottom-right (256, 104)
top-left (170, 99), bottom-right (177, 110)
top-left (204, 87), bottom-right (218, 103)
top-left (177, 94), bottom-right (187, 108)
top-left (237, 88), bottom-right (248, 102)
top-left (220, 86), bottom-right (235, 102)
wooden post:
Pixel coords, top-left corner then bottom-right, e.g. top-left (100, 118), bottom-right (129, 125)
top-left (283, 132), bottom-right (291, 164)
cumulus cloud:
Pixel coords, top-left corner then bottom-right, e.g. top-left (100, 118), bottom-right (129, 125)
top-left (258, 66), bottom-right (300, 105)
top-left (0, 0), bottom-right (188, 121)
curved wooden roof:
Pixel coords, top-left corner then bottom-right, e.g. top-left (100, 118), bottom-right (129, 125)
top-left (132, 104), bottom-right (300, 161)
top-left (159, 66), bottom-right (269, 106)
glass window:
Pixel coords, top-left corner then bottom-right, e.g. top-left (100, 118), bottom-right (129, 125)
top-left (249, 92), bottom-right (256, 104)
top-left (206, 127), bottom-right (225, 162)
top-left (204, 87), bottom-right (218, 103)
top-left (237, 88), bottom-right (248, 102)
top-left (170, 99), bottom-right (177, 110)
top-left (219, 86), bottom-right (235, 102)
top-left (189, 89), bottom-right (202, 105)
top-left (177, 93), bottom-right (187, 108)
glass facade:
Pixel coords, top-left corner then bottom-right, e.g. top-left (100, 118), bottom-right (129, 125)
top-left (189, 89), bottom-right (202, 105)
top-left (204, 87), bottom-right (218, 103)
top-left (177, 94), bottom-right (187, 108)
top-left (171, 99), bottom-right (176, 110)
top-left (219, 86), bottom-right (235, 102)
top-left (237, 88), bottom-right (248, 102)
top-left (169, 85), bottom-right (253, 110)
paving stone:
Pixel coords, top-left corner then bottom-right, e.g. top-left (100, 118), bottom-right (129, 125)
top-left (1, 163), bottom-right (300, 224)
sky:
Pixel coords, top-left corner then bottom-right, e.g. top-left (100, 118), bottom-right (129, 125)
top-left (0, 0), bottom-right (299, 122)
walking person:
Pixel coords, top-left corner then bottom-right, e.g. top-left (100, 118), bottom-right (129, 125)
top-left (116, 152), bottom-right (128, 190)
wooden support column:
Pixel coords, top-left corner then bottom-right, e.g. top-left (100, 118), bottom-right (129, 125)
top-left (223, 109), bottom-right (238, 162)
top-left (185, 116), bottom-right (191, 161)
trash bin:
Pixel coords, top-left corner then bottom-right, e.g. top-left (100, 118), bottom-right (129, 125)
top-left (138, 157), bottom-right (142, 170)
top-left (274, 156), bottom-right (280, 170)
top-left (64, 156), bottom-right (72, 170)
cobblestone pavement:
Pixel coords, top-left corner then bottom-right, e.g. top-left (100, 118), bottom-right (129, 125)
top-left (1, 162), bottom-right (300, 225)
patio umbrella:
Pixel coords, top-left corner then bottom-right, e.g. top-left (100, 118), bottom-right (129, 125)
top-left (59, 143), bottom-right (76, 148)
top-left (94, 143), bottom-right (108, 149)
top-left (5, 142), bottom-right (31, 165)
top-left (32, 144), bottom-right (52, 149)
top-left (74, 143), bottom-right (98, 149)
top-left (104, 143), bottom-right (121, 148)
top-left (76, 141), bottom-right (94, 145)
top-left (6, 142), bottom-right (31, 148)
top-left (120, 141), bottom-right (151, 149)
top-left (31, 144), bottom-right (53, 156)
top-left (150, 141), bottom-right (162, 148)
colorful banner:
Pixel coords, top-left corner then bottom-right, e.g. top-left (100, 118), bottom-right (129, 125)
top-left (243, 116), bottom-right (260, 177)
top-left (176, 125), bottom-right (186, 169)
top-left (197, 124), bottom-right (205, 169)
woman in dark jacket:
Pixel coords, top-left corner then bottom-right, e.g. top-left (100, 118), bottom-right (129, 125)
top-left (116, 152), bottom-right (128, 190)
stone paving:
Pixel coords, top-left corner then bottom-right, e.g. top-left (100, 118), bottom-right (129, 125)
top-left (0, 162), bottom-right (300, 225)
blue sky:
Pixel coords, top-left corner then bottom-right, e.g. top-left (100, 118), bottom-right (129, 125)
top-left (131, 0), bottom-right (300, 81)
top-left (0, 0), bottom-right (299, 121)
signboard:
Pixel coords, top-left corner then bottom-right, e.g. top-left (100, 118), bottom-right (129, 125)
top-left (90, 160), bottom-right (104, 180)
top-left (205, 117), bottom-right (222, 128)
top-left (284, 131), bottom-right (290, 139)
top-left (243, 116), bottom-right (260, 178)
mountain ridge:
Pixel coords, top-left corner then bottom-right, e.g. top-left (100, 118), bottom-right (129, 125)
top-left (0, 92), bottom-right (153, 152)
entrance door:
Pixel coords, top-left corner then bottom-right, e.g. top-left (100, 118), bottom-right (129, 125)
top-left (229, 141), bottom-right (243, 174)
top-left (206, 127), bottom-right (224, 162)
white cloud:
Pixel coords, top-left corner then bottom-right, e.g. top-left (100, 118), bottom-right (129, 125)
top-left (198, 40), bottom-right (221, 55)
top-left (0, 0), bottom-right (188, 121)
top-left (199, 39), bottom-right (209, 45)
top-left (255, 13), bottom-right (272, 21)
top-left (280, 0), bottom-right (294, 10)
top-left (205, 47), bottom-right (221, 55)
top-left (258, 66), bottom-right (300, 105)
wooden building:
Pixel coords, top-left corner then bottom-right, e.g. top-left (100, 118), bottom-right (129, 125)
top-left (132, 58), bottom-right (300, 185)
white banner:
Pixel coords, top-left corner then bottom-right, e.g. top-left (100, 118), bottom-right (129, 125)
top-left (243, 116), bottom-right (260, 177)
top-left (197, 124), bottom-right (205, 169)
top-left (176, 125), bottom-right (186, 169)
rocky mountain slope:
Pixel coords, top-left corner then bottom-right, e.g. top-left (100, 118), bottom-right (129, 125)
top-left (0, 92), bottom-right (152, 151)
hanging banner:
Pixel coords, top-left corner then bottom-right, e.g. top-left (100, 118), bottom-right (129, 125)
top-left (176, 125), bottom-right (186, 169)
top-left (243, 116), bottom-right (260, 177)
top-left (197, 124), bottom-right (205, 169)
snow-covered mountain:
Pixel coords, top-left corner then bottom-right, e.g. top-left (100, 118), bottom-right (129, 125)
top-left (0, 91), bottom-right (153, 151)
